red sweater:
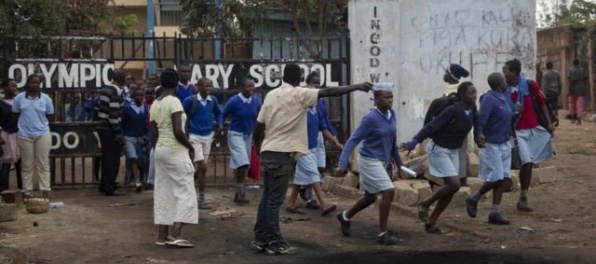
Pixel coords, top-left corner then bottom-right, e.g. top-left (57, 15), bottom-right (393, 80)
top-left (511, 80), bottom-right (545, 130)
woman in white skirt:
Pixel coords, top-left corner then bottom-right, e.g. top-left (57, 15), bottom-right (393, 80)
top-left (150, 69), bottom-right (198, 248)
top-left (335, 87), bottom-right (403, 245)
top-left (465, 73), bottom-right (514, 225)
top-left (401, 82), bottom-right (484, 234)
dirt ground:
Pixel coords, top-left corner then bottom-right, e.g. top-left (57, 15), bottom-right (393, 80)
top-left (1, 111), bottom-right (596, 264)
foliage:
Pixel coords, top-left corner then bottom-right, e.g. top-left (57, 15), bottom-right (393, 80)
top-left (113, 14), bottom-right (139, 35)
top-left (0, 0), bottom-right (65, 35)
top-left (0, 0), bottom-right (113, 36)
top-left (180, 0), bottom-right (348, 59)
top-left (179, 0), bottom-right (269, 37)
top-left (273, 0), bottom-right (348, 59)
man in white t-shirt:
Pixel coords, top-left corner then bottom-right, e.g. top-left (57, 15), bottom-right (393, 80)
top-left (251, 63), bottom-right (372, 255)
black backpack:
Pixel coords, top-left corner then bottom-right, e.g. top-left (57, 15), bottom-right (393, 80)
top-left (423, 93), bottom-right (458, 125)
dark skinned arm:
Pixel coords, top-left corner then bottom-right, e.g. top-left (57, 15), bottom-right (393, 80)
top-left (172, 111), bottom-right (195, 161)
top-left (252, 121), bottom-right (265, 155)
top-left (150, 121), bottom-right (158, 149)
top-left (317, 82), bottom-right (373, 98)
top-left (171, 111), bottom-right (193, 150)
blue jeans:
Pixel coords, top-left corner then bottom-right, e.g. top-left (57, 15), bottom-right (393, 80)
top-left (253, 151), bottom-right (292, 245)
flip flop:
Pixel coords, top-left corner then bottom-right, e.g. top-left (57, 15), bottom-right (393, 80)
top-left (286, 207), bottom-right (305, 214)
top-left (321, 205), bottom-right (337, 216)
top-left (166, 239), bottom-right (194, 248)
top-left (155, 241), bottom-right (166, 246)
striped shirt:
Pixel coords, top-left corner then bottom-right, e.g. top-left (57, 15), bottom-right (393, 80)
top-left (97, 84), bottom-right (123, 136)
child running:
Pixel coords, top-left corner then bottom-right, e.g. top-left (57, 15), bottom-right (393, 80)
top-left (400, 82), bottom-right (484, 234)
top-left (284, 85), bottom-right (337, 216)
top-left (335, 86), bottom-right (403, 245)
top-left (465, 72), bottom-right (513, 225)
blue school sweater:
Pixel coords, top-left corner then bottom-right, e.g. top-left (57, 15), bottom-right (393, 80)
top-left (478, 90), bottom-right (513, 144)
top-left (306, 107), bottom-right (326, 149)
top-left (121, 103), bottom-right (148, 137)
top-left (338, 109), bottom-right (403, 169)
top-left (412, 103), bottom-right (480, 149)
top-left (182, 95), bottom-right (223, 136)
top-left (177, 82), bottom-right (196, 102)
top-left (317, 99), bottom-right (336, 136)
top-left (221, 93), bottom-right (261, 134)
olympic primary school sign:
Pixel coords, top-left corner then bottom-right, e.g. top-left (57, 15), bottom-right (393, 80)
top-left (6, 59), bottom-right (342, 156)
top-left (7, 60), bottom-right (342, 90)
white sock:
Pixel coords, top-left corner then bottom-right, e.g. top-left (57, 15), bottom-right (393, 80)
top-left (491, 204), bottom-right (500, 214)
top-left (342, 211), bottom-right (350, 221)
top-left (378, 231), bottom-right (386, 237)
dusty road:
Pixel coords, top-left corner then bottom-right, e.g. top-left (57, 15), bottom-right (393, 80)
top-left (0, 113), bottom-right (595, 264)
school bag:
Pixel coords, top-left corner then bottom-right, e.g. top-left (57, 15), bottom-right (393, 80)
top-left (423, 92), bottom-right (459, 125)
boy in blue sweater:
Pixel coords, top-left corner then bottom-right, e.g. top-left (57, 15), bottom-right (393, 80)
top-left (177, 65), bottom-right (197, 102)
top-left (122, 88), bottom-right (149, 192)
top-left (221, 77), bottom-right (261, 204)
top-left (182, 78), bottom-right (223, 209)
top-left (335, 88), bottom-right (403, 245)
top-left (401, 82), bottom-right (484, 234)
top-left (465, 73), bottom-right (513, 225)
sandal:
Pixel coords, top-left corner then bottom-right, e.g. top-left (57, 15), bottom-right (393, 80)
top-left (321, 205), bottom-right (337, 216)
top-left (286, 207), bottom-right (305, 214)
top-left (417, 203), bottom-right (429, 223)
top-left (424, 223), bottom-right (443, 234)
top-left (155, 241), bottom-right (166, 246)
top-left (165, 239), bottom-right (194, 248)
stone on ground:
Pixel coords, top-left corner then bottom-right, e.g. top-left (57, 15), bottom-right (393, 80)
top-left (394, 181), bottom-right (419, 206)
top-left (0, 203), bottom-right (17, 222)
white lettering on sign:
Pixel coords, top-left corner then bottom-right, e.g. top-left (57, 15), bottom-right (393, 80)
top-left (188, 62), bottom-right (340, 89)
top-left (369, 6), bottom-right (382, 83)
top-left (8, 62), bottom-right (114, 89)
top-left (50, 131), bottom-right (81, 150)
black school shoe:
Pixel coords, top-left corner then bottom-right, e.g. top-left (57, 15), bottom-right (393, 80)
top-left (377, 232), bottom-right (400, 245)
top-left (337, 212), bottom-right (351, 237)
top-left (488, 212), bottom-right (510, 225)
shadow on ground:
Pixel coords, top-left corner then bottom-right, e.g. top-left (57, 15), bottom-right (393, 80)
top-left (305, 250), bottom-right (563, 264)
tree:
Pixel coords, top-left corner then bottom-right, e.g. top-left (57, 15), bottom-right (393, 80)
top-left (180, 0), bottom-right (349, 59)
top-left (179, 0), bottom-right (268, 37)
top-left (276, 0), bottom-right (348, 59)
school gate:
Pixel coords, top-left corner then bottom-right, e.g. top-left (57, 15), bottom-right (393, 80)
top-left (0, 35), bottom-right (350, 187)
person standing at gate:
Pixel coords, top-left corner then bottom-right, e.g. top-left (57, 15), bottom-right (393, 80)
top-left (182, 78), bottom-right (223, 210)
top-left (251, 63), bottom-right (372, 254)
top-left (144, 85), bottom-right (157, 188)
top-left (97, 69), bottom-right (127, 196)
top-left (12, 75), bottom-right (54, 199)
top-left (221, 77), bottom-right (261, 204)
top-left (65, 93), bottom-right (82, 122)
top-left (177, 66), bottom-right (197, 102)
top-left (568, 59), bottom-right (588, 125)
top-left (0, 79), bottom-right (22, 192)
top-left (401, 82), bottom-right (483, 234)
top-left (151, 68), bottom-right (198, 248)
top-left (122, 88), bottom-right (149, 192)
top-left (541, 61), bottom-right (561, 117)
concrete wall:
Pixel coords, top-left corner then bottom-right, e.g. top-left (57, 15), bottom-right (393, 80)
top-left (349, 0), bottom-right (536, 143)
